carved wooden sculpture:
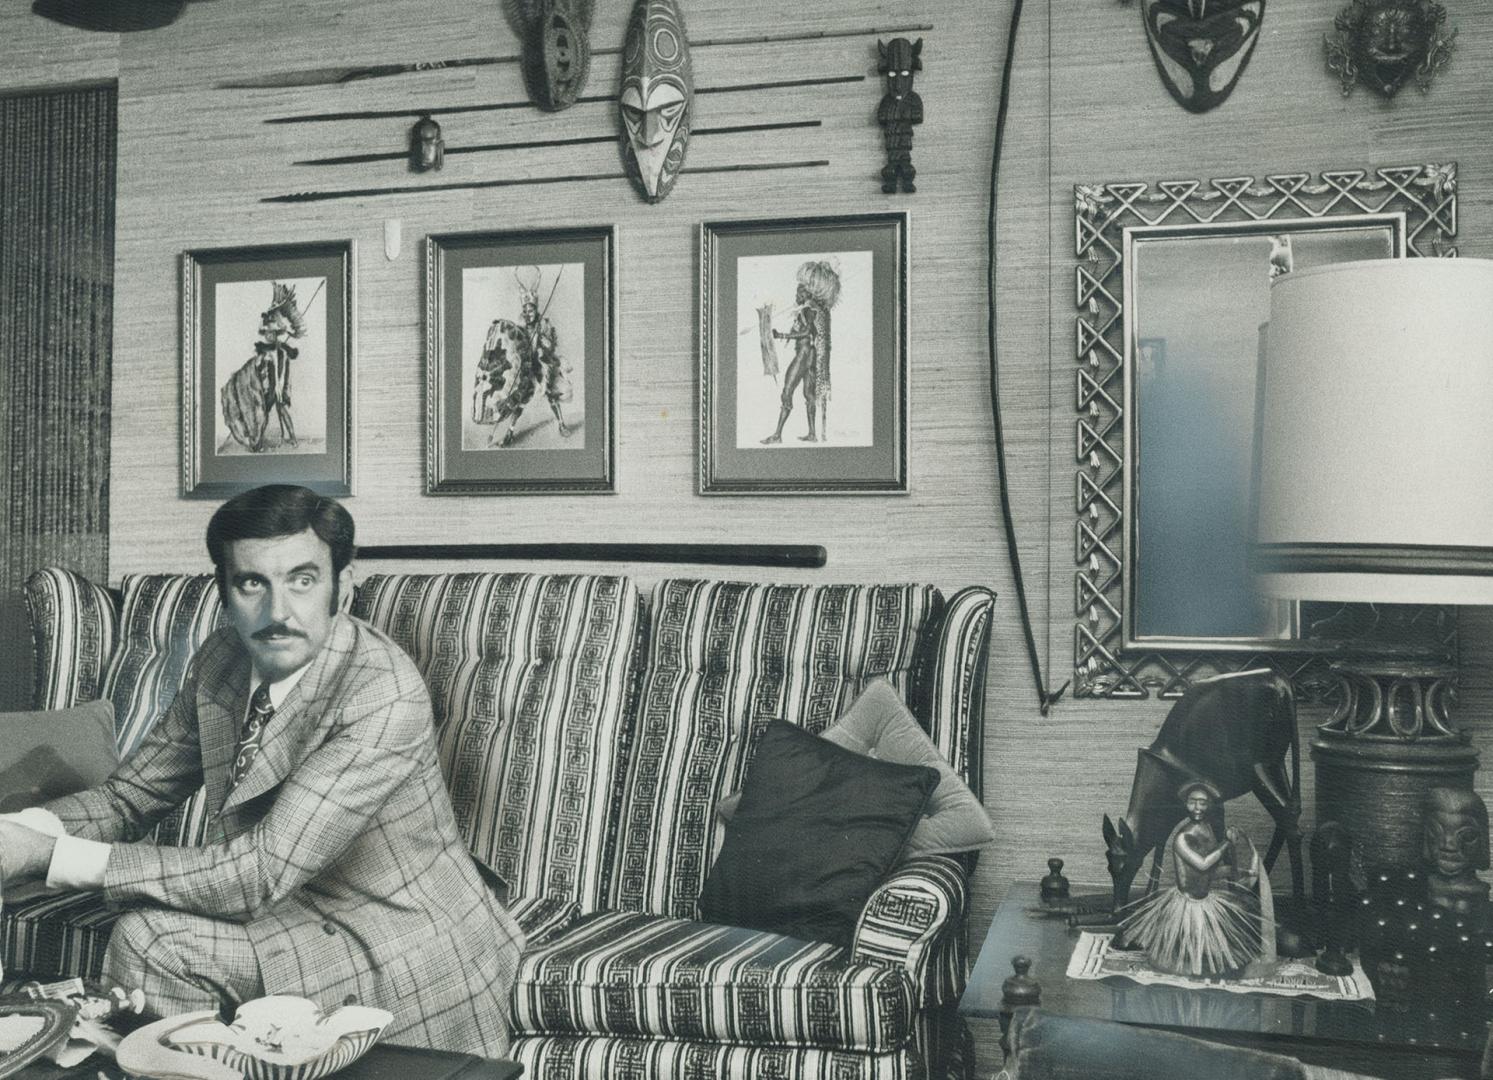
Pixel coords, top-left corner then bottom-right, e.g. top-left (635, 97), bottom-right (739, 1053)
top-left (618, 0), bottom-right (693, 203)
top-left (1102, 671), bottom-right (1303, 909)
top-left (876, 37), bottom-right (923, 194)
top-left (409, 115), bottom-right (445, 172)
top-left (504, 0), bottom-right (594, 111)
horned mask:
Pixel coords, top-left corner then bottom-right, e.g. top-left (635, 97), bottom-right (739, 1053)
top-left (618, 0), bottom-right (693, 203)
top-left (1140, 0), bottom-right (1266, 113)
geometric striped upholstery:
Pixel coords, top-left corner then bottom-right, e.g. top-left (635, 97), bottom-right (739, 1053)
top-left (0, 891), bottom-right (114, 981)
top-left (850, 855), bottom-right (970, 1008)
top-left (609, 580), bottom-right (940, 920)
top-left (921, 587), bottom-right (996, 800)
top-left (102, 574), bottom-right (223, 758)
top-left (24, 567), bottom-right (118, 710)
top-left (509, 1033), bottom-right (918, 1080)
top-left (100, 574), bottom-right (223, 848)
top-left (351, 573), bottom-right (641, 914)
top-left (512, 911), bottom-right (916, 1052)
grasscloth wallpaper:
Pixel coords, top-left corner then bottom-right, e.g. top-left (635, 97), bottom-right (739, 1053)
top-left (2, 0), bottom-right (1492, 1069)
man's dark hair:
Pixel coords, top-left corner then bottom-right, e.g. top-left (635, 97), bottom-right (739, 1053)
top-left (206, 485), bottom-right (356, 594)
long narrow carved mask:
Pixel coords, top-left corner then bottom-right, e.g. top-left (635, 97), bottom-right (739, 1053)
top-left (1140, 0), bottom-right (1266, 113)
top-left (618, 0), bottom-right (693, 203)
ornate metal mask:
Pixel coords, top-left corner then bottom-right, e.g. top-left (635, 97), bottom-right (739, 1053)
top-left (618, 0), bottom-right (693, 203)
top-left (1140, 0), bottom-right (1266, 113)
top-left (1325, 0), bottom-right (1456, 98)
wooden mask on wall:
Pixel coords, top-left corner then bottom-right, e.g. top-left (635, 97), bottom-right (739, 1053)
top-left (504, 0), bottom-right (594, 110)
top-left (1140, 0), bottom-right (1266, 113)
top-left (618, 0), bottom-right (694, 203)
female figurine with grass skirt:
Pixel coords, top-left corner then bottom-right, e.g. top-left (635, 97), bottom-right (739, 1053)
top-left (1121, 778), bottom-right (1263, 977)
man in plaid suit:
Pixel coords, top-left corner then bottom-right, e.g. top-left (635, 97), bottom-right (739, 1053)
top-left (0, 485), bottom-right (523, 1055)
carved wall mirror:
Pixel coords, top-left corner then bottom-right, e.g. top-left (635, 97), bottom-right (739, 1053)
top-left (1073, 164), bottom-right (1458, 698)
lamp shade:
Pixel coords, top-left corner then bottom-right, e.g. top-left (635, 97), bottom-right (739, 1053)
top-left (1254, 258), bottom-right (1493, 605)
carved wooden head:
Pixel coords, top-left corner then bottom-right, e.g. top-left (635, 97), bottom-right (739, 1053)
top-left (618, 0), bottom-right (693, 203)
top-left (1325, 0), bottom-right (1455, 98)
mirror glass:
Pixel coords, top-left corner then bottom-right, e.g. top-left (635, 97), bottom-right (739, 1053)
top-left (1127, 220), bottom-right (1399, 646)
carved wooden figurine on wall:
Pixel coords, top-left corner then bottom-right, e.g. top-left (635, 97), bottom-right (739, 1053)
top-left (1325, 0), bottom-right (1456, 99)
top-left (505, 0), bottom-right (595, 110)
top-left (876, 37), bottom-right (923, 194)
top-left (618, 0), bottom-right (693, 203)
top-left (409, 115), bottom-right (445, 172)
top-left (1135, 0), bottom-right (1266, 113)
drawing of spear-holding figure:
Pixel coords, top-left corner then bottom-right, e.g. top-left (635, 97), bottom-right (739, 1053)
top-left (220, 281), bottom-right (319, 453)
top-left (761, 258), bottom-right (841, 444)
top-left (471, 265), bottom-right (576, 447)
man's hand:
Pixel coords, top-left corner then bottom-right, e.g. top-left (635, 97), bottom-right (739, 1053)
top-left (0, 820), bottom-right (57, 883)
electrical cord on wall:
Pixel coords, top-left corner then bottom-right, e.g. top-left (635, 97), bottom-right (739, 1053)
top-left (987, 0), bottom-right (1068, 715)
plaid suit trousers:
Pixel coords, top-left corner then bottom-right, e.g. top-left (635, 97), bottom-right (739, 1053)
top-left (105, 907), bottom-right (264, 1017)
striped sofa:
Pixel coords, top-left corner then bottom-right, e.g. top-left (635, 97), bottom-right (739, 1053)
top-left (6, 568), bottom-right (996, 1080)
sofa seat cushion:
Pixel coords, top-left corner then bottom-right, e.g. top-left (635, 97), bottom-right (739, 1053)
top-left (513, 911), bottom-right (916, 1053)
top-left (0, 890), bottom-right (116, 980)
top-left (509, 1033), bottom-right (917, 1080)
top-left (612, 580), bottom-right (941, 918)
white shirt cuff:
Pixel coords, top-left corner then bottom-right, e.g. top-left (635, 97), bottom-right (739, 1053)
top-left (0, 807), bottom-right (65, 837)
top-left (46, 835), bottom-right (111, 892)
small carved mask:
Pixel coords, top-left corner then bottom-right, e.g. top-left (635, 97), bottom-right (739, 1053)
top-left (526, 0), bottom-right (592, 111)
top-left (410, 115), bottom-right (444, 173)
top-left (1140, 0), bottom-right (1266, 113)
top-left (878, 36), bottom-right (922, 100)
top-left (618, 0), bottom-right (693, 203)
top-left (1423, 787), bottom-right (1490, 878)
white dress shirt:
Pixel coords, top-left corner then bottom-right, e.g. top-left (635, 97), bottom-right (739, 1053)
top-left (3, 662), bottom-right (309, 893)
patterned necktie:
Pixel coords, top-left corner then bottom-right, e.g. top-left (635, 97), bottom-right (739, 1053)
top-left (230, 682), bottom-right (274, 790)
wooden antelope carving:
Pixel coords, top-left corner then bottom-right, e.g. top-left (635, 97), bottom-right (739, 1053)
top-left (1102, 669), bottom-right (1303, 909)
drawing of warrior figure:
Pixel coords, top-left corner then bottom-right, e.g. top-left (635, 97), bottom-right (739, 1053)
top-left (221, 281), bottom-right (313, 453)
top-left (763, 258), bottom-right (841, 444)
top-left (471, 266), bottom-right (575, 447)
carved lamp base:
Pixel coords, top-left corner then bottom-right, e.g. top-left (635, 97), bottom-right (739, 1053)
top-left (1312, 663), bottom-right (1478, 871)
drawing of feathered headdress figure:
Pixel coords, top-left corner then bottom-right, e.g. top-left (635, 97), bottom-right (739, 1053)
top-left (796, 258), bottom-right (842, 310)
top-left (514, 266), bottom-right (543, 314)
top-left (262, 282), bottom-right (308, 339)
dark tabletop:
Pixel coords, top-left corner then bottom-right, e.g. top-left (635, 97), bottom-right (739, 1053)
top-left (961, 881), bottom-right (1490, 1074)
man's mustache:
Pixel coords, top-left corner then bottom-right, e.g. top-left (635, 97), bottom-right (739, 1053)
top-left (252, 623), bottom-right (306, 641)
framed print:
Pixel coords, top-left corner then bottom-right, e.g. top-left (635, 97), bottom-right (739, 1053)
top-left (182, 241), bottom-right (354, 498)
top-left (426, 226), bottom-right (616, 494)
top-left (699, 212), bottom-right (909, 494)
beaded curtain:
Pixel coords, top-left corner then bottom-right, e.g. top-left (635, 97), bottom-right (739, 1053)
top-left (0, 85), bottom-right (116, 709)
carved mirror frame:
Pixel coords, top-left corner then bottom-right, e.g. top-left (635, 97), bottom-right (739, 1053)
top-left (1072, 164), bottom-right (1459, 699)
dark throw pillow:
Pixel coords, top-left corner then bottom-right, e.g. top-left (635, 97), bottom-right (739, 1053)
top-left (0, 700), bottom-right (117, 814)
top-left (697, 718), bottom-right (940, 947)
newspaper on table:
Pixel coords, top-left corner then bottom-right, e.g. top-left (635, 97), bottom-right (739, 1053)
top-left (1066, 931), bottom-right (1375, 1002)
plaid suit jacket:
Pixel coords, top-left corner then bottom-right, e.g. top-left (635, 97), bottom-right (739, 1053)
top-left (44, 614), bottom-right (524, 1056)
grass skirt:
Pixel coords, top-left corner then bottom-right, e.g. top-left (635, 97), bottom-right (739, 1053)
top-left (1121, 882), bottom-right (1260, 977)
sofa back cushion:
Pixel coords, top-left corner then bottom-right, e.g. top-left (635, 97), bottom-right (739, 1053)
top-left (352, 572), bottom-right (641, 913)
top-left (99, 574), bottom-right (223, 846)
top-left (25, 567), bottom-right (119, 711)
top-left (609, 579), bottom-right (940, 918)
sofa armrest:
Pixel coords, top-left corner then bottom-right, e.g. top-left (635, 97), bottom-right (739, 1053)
top-left (850, 854), bottom-right (970, 1008)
